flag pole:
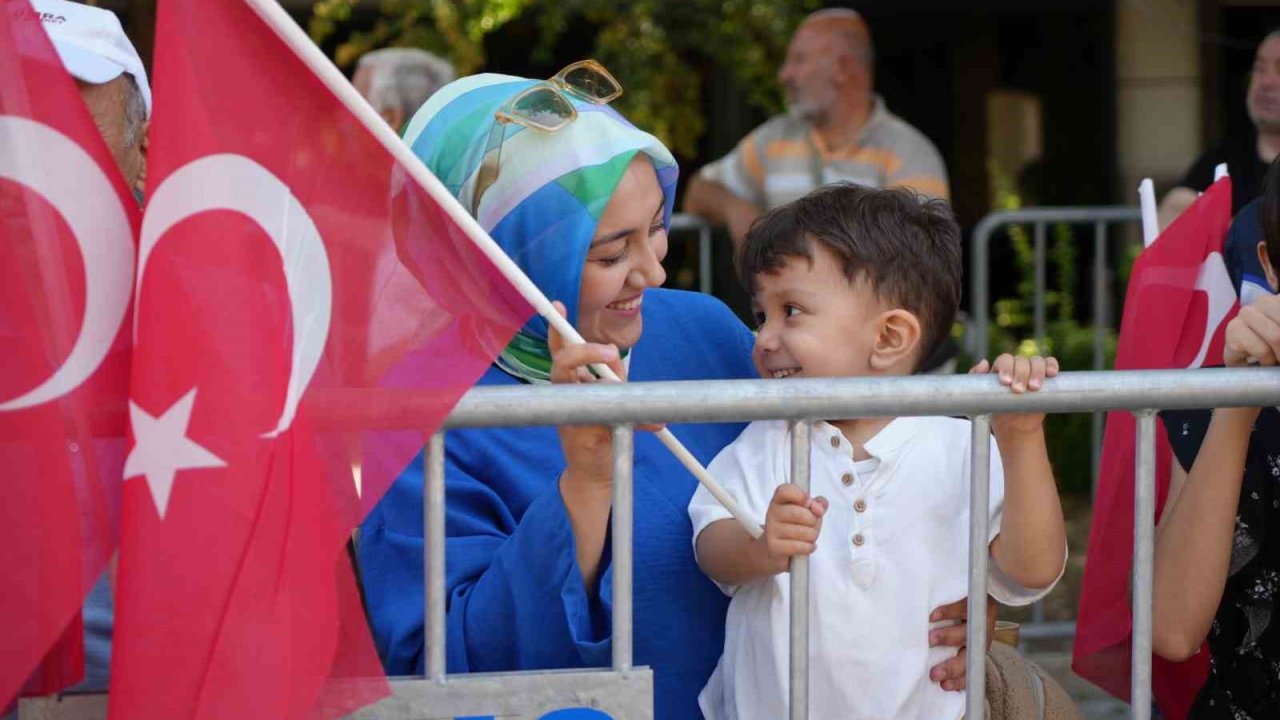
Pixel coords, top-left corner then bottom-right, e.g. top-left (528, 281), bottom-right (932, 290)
top-left (240, 0), bottom-right (762, 538)
top-left (1138, 178), bottom-right (1158, 248)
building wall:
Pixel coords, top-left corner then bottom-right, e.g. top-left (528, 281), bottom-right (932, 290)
top-left (1115, 0), bottom-right (1202, 200)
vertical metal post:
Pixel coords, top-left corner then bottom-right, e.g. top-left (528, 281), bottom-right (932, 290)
top-left (1131, 411), bottom-right (1157, 720)
top-left (1033, 222), bottom-right (1047, 349)
top-left (699, 221), bottom-right (713, 295)
top-left (966, 415), bottom-right (992, 720)
top-left (1092, 221), bottom-right (1108, 495)
top-left (789, 420), bottom-right (812, 720)
top-left (611, 424), bottom-right (635, 671)
top-left (424, 432), bottom-right (447, 682)
top-left (971, 226), bottom-right (991, 360)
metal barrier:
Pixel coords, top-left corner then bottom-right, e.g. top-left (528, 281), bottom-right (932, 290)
top-left (668, 212), bottom-right (713, 295)
top-left (971, 207), bottom-right (1144, 642)
top-left (21, 367), bottom-right (1280, 720)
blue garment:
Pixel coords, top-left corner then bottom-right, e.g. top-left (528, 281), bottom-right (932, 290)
top-left (73, 573), bottom-right (112, 692)
top-left (1225, 198), bottom-right (1274, 306)
top-left (359, 288), bottom-right (758, 719)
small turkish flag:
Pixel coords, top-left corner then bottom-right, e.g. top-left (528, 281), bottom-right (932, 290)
top-left (0, 0), bottom-right (138, 706)
top-left (109, 1), bottom-right (532, 718)
top-left (1073, 177), bottom-right (1236, 719)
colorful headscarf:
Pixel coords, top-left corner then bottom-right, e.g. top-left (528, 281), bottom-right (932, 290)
top-left (402, 73), bottom-right (679, 383)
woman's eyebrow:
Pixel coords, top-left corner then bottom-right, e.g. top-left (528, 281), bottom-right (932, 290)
top-left (590, 230), bottom-right (630, 248)
top-left (590, 203), bottom-right (666, 248)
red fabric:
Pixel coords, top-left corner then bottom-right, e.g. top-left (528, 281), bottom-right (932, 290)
top-left (0, 1), bottom-right (137, 705)
top-left (1073, 178), bottom-right (1236, 719)
top-left (109, 1), bottom-right (531, 718)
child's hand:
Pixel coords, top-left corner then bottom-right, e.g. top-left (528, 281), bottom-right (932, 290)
top-left (762, 483), bottom-right (828, 573)
top-left (969, 354), bottom-right (1060, 436)
top-left (1224, 294), bottom-right (1280, 367)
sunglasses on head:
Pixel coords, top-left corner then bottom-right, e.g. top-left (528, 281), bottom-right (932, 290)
top-left (471, 60), bottom-right (623, 216)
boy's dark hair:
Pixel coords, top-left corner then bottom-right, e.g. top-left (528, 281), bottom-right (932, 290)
top-left (736, 183), bottom-right (962, 370)
top-left (1260, 156), bottom-right (1280, 279)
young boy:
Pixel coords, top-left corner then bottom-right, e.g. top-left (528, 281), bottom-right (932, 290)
top-left (688, 184), bottom-right (1068, 719)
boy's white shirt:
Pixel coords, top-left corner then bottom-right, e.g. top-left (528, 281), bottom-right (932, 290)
top-left (688, 416), bottom-right (1063, 720)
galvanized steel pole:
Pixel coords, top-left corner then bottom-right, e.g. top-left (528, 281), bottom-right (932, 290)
top-left (612, 424), bottom-right (635, 671)
top-left (424, 432), bottom-right (447, 682)
top-left (1131, 411), bottom-right (1157, 720)
top-left (966, 416), bottom-right (992, 720)
top-left (789, 420), bottom-right (812, 720)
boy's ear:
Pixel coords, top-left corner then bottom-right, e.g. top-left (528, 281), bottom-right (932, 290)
top-left (1258, 241), bottom-right (1279, 292)
top-left (869, 309), bottom-right (922, 372)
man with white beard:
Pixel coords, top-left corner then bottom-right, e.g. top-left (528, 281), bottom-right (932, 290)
top-left (683, 8), bottom-right (948, 250)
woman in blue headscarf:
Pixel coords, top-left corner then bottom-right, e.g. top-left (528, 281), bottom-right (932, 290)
top-left (358, 67), bottom-right (980, 718)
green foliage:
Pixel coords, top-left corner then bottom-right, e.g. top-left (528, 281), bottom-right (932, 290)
top-left (966, 166), bottom-right (1125, 496)
top-left (308, 0), bottom-right (818, 156)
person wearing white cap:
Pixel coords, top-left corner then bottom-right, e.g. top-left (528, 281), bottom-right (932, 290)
top-left (32, 0), bottom-right (150, 196)
top-left (353, 47), bottom-right (455, 132)
top-left (10, 2), bottom-right (150, 702)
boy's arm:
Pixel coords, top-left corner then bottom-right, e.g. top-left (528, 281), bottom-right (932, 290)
top-left (1151, 407), bottom-right (1257, 661)
top-left (696, 518), bottom-right (784, 587)
top-left (694, 484), bottom-right (827, 589)
top-left (989, 425), bottom-right (1067, 591)
top-left (975, 355), bottom-right (1067, 592)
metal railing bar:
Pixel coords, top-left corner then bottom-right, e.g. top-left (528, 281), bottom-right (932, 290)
top-left (1131, 411), bottom-right (1157, 720)
top-left (789, 420), bottom-right (812, 720)
top-left (1092, 220), bottom-right (1108, 493)
top-left (966, 415), bottom-right (993, 720)
top-left (968, 206), bottom-right (1141, 365)
top-left (424, 431), bottom-right (447, 682)
top-left (611, 424), bottom-right (635, 671)
top-left (405, 369), bottom-right (1280, 430)
top-left (1034, 222), bottom-right (1047, 347)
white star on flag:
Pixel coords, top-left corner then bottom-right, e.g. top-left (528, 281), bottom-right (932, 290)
top-left (125, 388), bottom-right (226, 520)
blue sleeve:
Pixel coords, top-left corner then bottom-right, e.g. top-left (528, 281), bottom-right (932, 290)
top-left (358, 445), bottom-right (610, 677)
top-left (1226, 199), bottom-right (1268, 297)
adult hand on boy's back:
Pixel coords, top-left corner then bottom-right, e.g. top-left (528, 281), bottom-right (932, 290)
top-left (969, 354), bottom-right (1060, 436)
top-left (928, 596), bottom-right (998, 691)
top-left (762, 483), bottom-right (828, 574)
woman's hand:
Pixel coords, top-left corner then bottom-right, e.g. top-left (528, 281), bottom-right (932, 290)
top-left (1224, 293), bottom-right (1280, 367)
top-left (546, 302), bottom-right (662, 590)
top-left (928, 596), bottom-right (997, 691)
top-left (547, 301), bottom-right (630, 488)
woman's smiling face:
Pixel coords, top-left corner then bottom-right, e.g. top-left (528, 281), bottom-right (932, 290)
top-left (576, 155), bottom-right (668, 349)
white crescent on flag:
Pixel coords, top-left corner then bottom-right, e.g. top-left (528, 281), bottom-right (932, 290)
top-left (135, 153), bottom-right (333, 436)
top-left (1188, 251), bottom-right (1235, 369)
top-left (0, 115), bottom-right (135, 411)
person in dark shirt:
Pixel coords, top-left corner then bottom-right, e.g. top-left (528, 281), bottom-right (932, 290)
top-left (1151, 158), bottom-right (1280, 719)
top-left (1159, 29), bottom-right (1280, 225)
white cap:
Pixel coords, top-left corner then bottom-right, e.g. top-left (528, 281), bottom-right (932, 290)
top-left (30, 0), bottom-right (151, 116)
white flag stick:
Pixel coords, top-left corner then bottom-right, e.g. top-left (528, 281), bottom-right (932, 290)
top-left (1214, 163), bottom-right (1229, 182)
top-left (243, 0), bottom-right (762, 537)
top-left (1138, 178), bottom-right (1158, 248)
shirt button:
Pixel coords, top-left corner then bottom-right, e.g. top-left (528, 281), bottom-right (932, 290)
top-left (854, 498), bottom-right (867, 513)
top-left (852, 533), bottom-right (866, 547)
top-left (841, 473), bottom-right (854, 487)
top-left (830, 436), bottom-right (841, 449)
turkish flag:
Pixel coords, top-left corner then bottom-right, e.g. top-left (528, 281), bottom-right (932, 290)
top-left (0, 0), bottom-right (138, 706)
top-left (1073, 177), bottom-right (1236, 718)
top-left (109, 1), bottom-right (531, 718)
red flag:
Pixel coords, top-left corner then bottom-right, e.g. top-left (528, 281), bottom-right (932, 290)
top-left (109, 1), bottom-right (532, 718)
top-left (0, 0), bottom-right (138, 705)
top-left (1074, 177), bottom-right (1236, 718)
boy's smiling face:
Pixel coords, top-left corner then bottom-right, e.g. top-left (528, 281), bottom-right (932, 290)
top-left (751, 241), bottom-right (896, 380)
